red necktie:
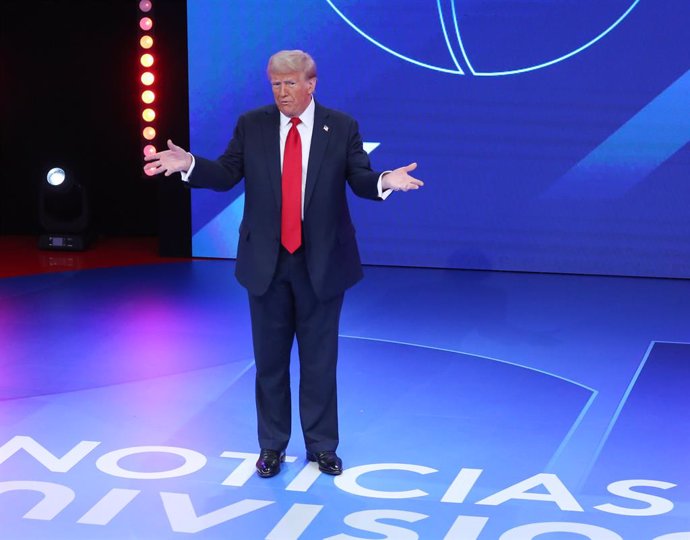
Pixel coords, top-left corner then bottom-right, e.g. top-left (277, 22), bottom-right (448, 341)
top-left (281, 117), bottom-right (302, 253)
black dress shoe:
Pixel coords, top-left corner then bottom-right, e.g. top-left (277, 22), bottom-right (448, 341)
top-left (306, 450), bottom-right (343, 475)
top-left (256, 449), bottom-right (286, 478)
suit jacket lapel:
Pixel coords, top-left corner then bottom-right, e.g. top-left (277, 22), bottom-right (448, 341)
top-left (304, 103), bottom-right (330, 213)
top-left (262, 106), bottom-right (282, 210)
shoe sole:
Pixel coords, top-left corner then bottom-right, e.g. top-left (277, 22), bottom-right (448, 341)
top-left (256, 468), bottom-right (279, 478)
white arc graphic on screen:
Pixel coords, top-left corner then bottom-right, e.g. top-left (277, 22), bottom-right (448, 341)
top-left (326, 0), bottom-right (640, 76)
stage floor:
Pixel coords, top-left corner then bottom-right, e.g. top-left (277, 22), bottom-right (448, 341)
top-left (1, 259), bottom-right (689, 539)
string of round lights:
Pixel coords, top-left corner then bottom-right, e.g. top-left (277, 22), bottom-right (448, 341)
top-left (138, 0), bottom-right (158, 174)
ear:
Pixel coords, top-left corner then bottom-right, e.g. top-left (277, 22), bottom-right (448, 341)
top-left (308, 77), bottom-right (317, 94)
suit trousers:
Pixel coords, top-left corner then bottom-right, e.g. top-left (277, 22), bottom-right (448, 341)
top-left (248, 246), bottom-right (344, 453)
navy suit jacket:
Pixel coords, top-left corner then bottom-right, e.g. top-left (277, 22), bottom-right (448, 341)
top-left (189, 102), bottom-right (382, 300)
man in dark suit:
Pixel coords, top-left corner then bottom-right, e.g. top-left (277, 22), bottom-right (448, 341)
top-left (145, 50), bottom-right (423, 477)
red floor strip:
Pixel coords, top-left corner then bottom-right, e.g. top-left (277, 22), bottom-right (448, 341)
top-left (0, 235), bottom-right (191, 279)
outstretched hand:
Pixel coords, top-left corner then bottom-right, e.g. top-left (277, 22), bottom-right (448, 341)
top-left (143, 139), bottom-right (193, 177)
top-left (381, 162), bottom-right (424, 192)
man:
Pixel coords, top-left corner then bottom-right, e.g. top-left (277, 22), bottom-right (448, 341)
top-left (145, 50), bottom-right (423, 478)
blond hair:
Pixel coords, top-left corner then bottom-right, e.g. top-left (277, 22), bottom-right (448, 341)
top-left (267, 50), bottom-right (317, 80)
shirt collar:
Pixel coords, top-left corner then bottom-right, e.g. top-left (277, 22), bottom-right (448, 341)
top-left (279, 97), bottom-right (315, 129)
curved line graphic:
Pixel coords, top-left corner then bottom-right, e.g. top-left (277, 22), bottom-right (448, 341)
top-left (326, 0), bottom-right (640, 76)
top-left (547, 390), bottom-right (598, 471)
top-left (339, 334), bottom-right (596, 392)
top-left (324, 0), bottom-right (462, 74)
top-left (436, 0), bottom-right (465, 74)
top-left (472, 0), bottom-right (641, 76)
top-left (339, 334), bottom-right (599, 469)
top-left (450, 0), bottom-right (476, 75)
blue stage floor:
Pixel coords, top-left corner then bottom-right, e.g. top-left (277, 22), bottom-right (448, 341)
top-left (1, 261), bottom-right (689, 539)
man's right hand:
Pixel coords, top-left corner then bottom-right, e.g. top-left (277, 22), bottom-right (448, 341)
top-left (144, 139), bottom-right (193, 176)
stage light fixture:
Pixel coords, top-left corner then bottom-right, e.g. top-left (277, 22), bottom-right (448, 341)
top-left (46, 167), bottom-right (66, 187)
top-left (141, 90), bottom-right (155, 104)
top-left (141, 72), bottom-right (154, 86)
top-left (39, 166), bottom-right (91, 251)
top-left (139, 35), bottom-right (153, 49)
top-left (139, 17), bottom-right (153, 31)
top-left (140, 35), bottom-right (153, 49)
top-left (140, 53), bottom-right (154, 68)
top-left (138, 0), bottom-right (158, 176)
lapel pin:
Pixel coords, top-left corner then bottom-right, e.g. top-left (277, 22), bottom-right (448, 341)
top-left (323, 125), bottom-right (329, 132)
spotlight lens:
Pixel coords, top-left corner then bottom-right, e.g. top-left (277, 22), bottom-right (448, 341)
top-left (46, 167), bottom-right (66, 186)
top-left (139, 0), bottom-right (152, 13)
top-left (143, 144), bottom-right (157, 156)
top-left (139, 17), bottom-right (153, 31)
top-left (142, 108), bottom-right (156, 122)
top-left (140, 35), bottom-right (154, 49)
top-left (143, 126), bottom-right (156, 140)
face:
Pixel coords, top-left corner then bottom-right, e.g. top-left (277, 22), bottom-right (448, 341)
top-left (269, 71), bottom-right (316, 118)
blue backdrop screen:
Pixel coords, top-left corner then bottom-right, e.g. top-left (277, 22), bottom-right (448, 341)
top-left (187, 0), bottom-right (690, 278)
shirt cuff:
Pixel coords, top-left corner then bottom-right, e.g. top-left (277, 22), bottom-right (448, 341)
top-left (378, 171), bottom-right (393, 200)
top-left (180, 153), bottom-right (196, 182)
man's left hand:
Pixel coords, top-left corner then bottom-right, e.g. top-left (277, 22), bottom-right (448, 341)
top-left (381, 162), bottom-right (424, 192)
